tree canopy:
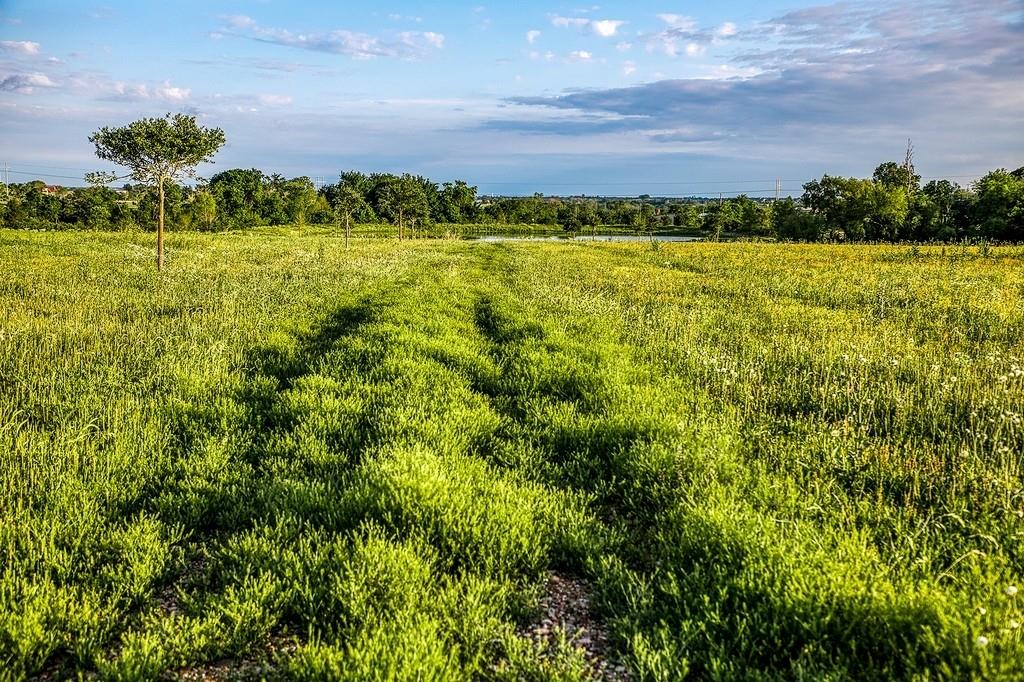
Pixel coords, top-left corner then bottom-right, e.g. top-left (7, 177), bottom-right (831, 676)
top-left (90, 113), bottom-right (225, 186)
top-left (89, 113), bottom-right (225, 268)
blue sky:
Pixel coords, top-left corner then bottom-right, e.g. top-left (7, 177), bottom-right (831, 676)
top-left (1, 0), bottom-right (1021, 195)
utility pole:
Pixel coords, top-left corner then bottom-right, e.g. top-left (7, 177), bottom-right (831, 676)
top-left (2, 161), bottom-right (8, 203)
top-left (903, 138), bottom-right (915, 199)
top-left (774, 178), bottom-right (780, 202)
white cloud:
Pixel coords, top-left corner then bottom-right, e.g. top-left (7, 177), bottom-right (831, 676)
top-left (551, 16), bottom-right (589, 29)
top-left (258, 94), bottom-right (293, 106)
top-left (591, 20), bottom-right (624, 37)
top-left (221, 17), bottom-right (445, 59)
top-left (642, 15), bottom-right (725, 58)
top-left (623, 60), bottom-right (636, 76)
top-left (156, 84), bottom-right (190, 101)
top-left (568, 50), bottom-right (593, 62)
top-left (95, 79), bottom-right (191, 102)
top-left (551, 15), bottom-right (624, 37)
top-left (0, 72), bottom-right (56, 93)
top-left (416, 31), bottom-right (445, 49)
top-left (616, 41), bottom-right (632, 52)
top-left (657, 14), bottom-right (696, 30)
top-left (0, 40), bottom-right (40, 54)
top-left (526, 29), bottom-right (541, 44)
top-left (224, 15), bottom-right (256, 29)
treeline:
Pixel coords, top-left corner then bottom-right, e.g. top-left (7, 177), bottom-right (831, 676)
top-left (0, 171), bottom-right (334, 232)
top-left (2, 162), bottom-right (1022, 242)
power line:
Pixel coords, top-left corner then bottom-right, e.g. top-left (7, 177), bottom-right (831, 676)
top-left (7, 169), bottom-right (87, 181)
top-left (3, 161), bottom-right (102, 173)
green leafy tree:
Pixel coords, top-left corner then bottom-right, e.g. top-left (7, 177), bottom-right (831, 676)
top-left (631, 202), bottom-right (654, 231)
top-left (438, 181), bottom-right (478, 223)
top-left (873, 161), bottom-right (920, 194)
top-left (557, 202), bottom-right (583, 233)
top-left (773, 198), bottom-right (823, 241)
top-left (190, 189), bottom-right (217, 231)
top-left (209, 169), bottom-right (266, 228)
top-left (378, 174), bottom-right (429, 239)
top-left (282, 176), bottom-right (319, 226)
top-left (703, 201), bottom-right (739, 241)
top-left (89, 113), bottom-right (225, 269)
top-left (735, 195), bottom-right (770, 235)
top-left (332, 184), bottom-right (367, 249)
top-left (973, 169), bottom-right (1024, 241)
top-left (672, 202), bottom-right (701, 231)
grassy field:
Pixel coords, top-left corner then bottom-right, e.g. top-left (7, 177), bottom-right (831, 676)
top-left (1, 229), bottom-right (1022, 680)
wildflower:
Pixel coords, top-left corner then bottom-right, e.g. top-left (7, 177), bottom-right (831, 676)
top-left (1007, 585), bottom-right (1018, 597)
top-left (976, 635), bottom-right (989, 646)
top-left (1011, 620), bottom-right (1020, 630)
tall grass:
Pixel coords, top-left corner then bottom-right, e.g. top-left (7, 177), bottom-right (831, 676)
top-left (0, 230), bottom-right (1021, 679)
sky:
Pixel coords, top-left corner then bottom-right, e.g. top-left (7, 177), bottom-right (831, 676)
top-left (0, 0), bottom-right (1021, 196)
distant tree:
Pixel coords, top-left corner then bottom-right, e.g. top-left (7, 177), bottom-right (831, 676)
top-left (865, 183), bottom-right (909, 241)
top-left (703, 200), bottom-right (739, 241)
top-left (579, 200), bottom-right (600, 235)
top-left (438, 180), bottom-right (478, 223)
top-left (672, 202), bottom-right (701, 231)
top-left (208, 169), bottom-right (265, 228)
top-left (909, 180), bottom-right (963, 240)
top-left (558, 203), bottom-right (583, 233)
top-left (332, 184), bottom-right (367, 249)
top-left (89, 113), bottom-right (225, 269)
top-left (803, 175), bottom-right (870, 240)
top-left (873, 161), bottom-right (920, 194)
top-left (734, 195), bottom-right (770, 235)
top-left (282, 177), bottom-right (319, 225)
top-left (191, 189), bottom-right (217, 230)
top-left (773, 198), bottom-right (822, 241)
top-left (973, 169), bottom-right (1024, 241)
top-left (378, 174), bottom-right (429, 239)
top-left (631, 202), bottom-right (654, 231)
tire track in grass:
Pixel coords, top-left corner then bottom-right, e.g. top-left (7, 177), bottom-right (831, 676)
top-left (91, 291), bottom-right (389, 679)
top-left (98, 250), bottom-right (605, 679)
top-left (463, 243), bottom-right (1000, 680)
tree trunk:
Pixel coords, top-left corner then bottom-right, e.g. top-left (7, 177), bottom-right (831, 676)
top-left (345, 213), bottom-right (350, 250)
top-left (398, 210), bottom-right (404, 240)
top-left (157, 178), bottom-right (165, 270)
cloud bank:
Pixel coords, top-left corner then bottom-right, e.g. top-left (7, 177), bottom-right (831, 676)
top-left (221, 15), bottom-right (445, 60)
top-left (491, 0), bottom-right (1023, 168)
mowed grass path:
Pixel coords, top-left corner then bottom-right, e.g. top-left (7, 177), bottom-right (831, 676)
top-left (1, 230), bottom-right (1023, 680)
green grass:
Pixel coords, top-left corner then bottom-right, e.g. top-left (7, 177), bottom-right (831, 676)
top-left (1, 229), bottom-right (1022, 680)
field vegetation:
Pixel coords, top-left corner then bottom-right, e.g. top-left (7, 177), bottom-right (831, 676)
top-left (1, 230), bottom-right (1023, 679)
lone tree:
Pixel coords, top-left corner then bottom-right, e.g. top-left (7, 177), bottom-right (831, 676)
top-left (89, 113), bottom-right (225, 269)
top-left (332, 184), bottom-right (367, 250)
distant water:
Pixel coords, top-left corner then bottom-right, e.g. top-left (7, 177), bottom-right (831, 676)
top-left (466, 234), bottom-right (703, 243)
